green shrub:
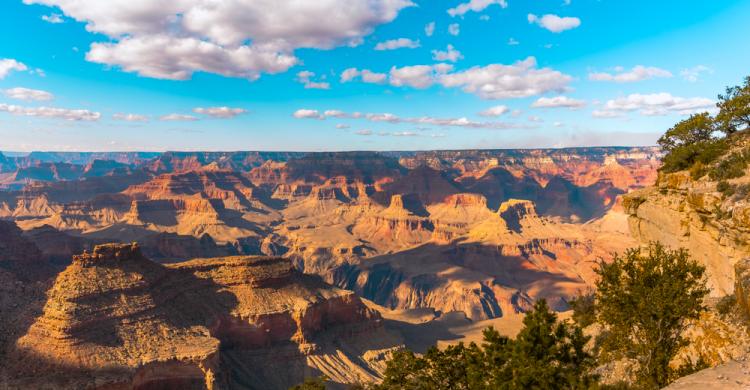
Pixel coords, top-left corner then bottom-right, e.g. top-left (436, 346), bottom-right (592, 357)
top-left (689, 162), bottom-right (707, 180)
top-left (709, 150), bottom-right (750, 181)
top-left (660, 140), bottom-right (729, 174)
top-left (595, 243), bottom-right (709, 388)
top-left (716, 294), bottom-right (737, 317)
top-left (570, 292), bottom-right (596, 328)
top-left (374, 300), bottom-right (598, 390)
top-left (717, 181), bottom-right (734, 197)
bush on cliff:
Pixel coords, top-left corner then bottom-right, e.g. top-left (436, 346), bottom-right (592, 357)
top-left (371, 299), bottom-right (597, 390)
top-left (594, 242), bottom-right (709, 389)
top-left (659, 76), bottom-right (750, 174)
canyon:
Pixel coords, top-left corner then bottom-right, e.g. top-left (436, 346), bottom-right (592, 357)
top-left (0, 147), bottom-right (661, 388)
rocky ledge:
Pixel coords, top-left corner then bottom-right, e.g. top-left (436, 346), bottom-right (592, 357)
top-left (5, 243), bottom-right (401, 389)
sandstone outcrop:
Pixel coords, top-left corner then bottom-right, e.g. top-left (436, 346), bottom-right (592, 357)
top-left (4, 243), bottom-right (400, 389)
top-left (624, 171), bottom-right (750, 295)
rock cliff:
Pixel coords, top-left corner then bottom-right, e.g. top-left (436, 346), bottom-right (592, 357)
top-left (4, 243), bottom-right (400, 389)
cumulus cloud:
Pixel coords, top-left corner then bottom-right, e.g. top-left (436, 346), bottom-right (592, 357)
top-left (448, 23), bottom-right (460, 36)
top-left (87, 35), bottom-right (297, 81)
top-left (41, 13), bottom-right (63, 23)
top-left (160, 113), bottom-right (199, 121)
top-left (390, 64), bottom-right (453, 89)
top-left (113, 113), bottom-right (148, 122)
top-left (25, 0), bottom-right (413, 80)
top-left (293, 109), bottom-right (324, 119)
top-left (438, 57), bottom-right (572, 99)
top-left (342, 57), bottom-right (571, 100)
top-left (431, 44), bottom-right (463, 62)
top-left (448, 0), bottom-right (507, 17)
top-left (527, 14), bottom-right (581, 33)
top-left (0, 59), bottom-right (28, 79)
top-left (193, 106), bottom-right (247, 118)
top-left (374, 38), bottom-right (420, 50)
top-left (355, 129), bottom-right (373, 136)
top-left (425, 22), bottom-right (435, 37)
top-left (507, 37), bottom-right (519, 46)
top-left (340, 68), bottom-right (387, 84)
top-left (0, 103), bottom-right (100, 121)
top-left (597, 93), bottom-right (715, 117)
top-left (479, 105), bottom-right (509, 117)
top-left (4, 87), bottom-right (54, 101)
top-left (531, 96), bottom-right (586, 109)
top-left (680, 65), bottom-right (713, 83)
top-left (589, 65), bottom-right (673, 83)
top-left (296, 71), bottom-right (330, 89)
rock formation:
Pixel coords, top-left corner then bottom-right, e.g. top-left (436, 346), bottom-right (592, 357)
top-left (4, 243), bottom-right (400, 389)
top-left (624, 170), bottom-right (750, 295)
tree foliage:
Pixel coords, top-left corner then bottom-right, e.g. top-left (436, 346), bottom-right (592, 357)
top-left (373, 300), bottom-right (598, 390)
top-left (594, 242), bottom-right (709, 389)
top-left (658, 76), bottom-right (750, 174)
top-left (657, 112), bottom-right (715, 153)
top-left (570, 291), bottom-right (597, 328)
top-left (716, 76), bottom-right (750, 135)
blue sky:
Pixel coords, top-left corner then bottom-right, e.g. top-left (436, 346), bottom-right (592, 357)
top-left (0, 0), bottom-right (748, 152)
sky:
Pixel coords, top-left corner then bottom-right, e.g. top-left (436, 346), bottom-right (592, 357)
top-left (0, 0), bottom-right (748, 152)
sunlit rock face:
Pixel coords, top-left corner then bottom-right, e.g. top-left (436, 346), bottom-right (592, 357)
top-left (0, 148), bottom-right (658, 321)
top-left (4, 243), bottom-right (399, 389)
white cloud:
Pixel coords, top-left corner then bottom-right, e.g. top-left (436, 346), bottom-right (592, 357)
top-left (336, 124), bottom-right (350, 129)
top-left (589, 65), bottom-right (672, 83)
top-left (293, 109), bottom-right (324, 119)
top-left (87, 35), bottom-right (298, 81)
top-left (448, 23), bottom-right (460, 36)
top-left (361, 69), bottom-right (388, 84)
top-left (293, 109), bottom-right (534, 129)
top-left (531, 96), bottom-right (586, 109)
top-left (680, 65), bottom-right (713, 83)
top-left (448, 0), bottom-right (507, 17)
top-left (25, 0), bottom-right (414, 80)
top-left (340, 68), bottom-right (387, 84)
top-left (296, 71), bottom-right (330, 89)
top-left (479, 105), bottom-right (509, 117)
top-left (4, 87), bottom-right (54, 101)
top-left (431, 44), bottom-right (463, 62)
top-left (528, 14), bottom-right (581, 33)
top-left (324, 110), bottom-right (346, 118)
top-left (389, 64), bottom-right (453, 89)
top-left (160, 113), bottom-right (199, 121)
top-left (0, 103), bottom-right (100, 121)
top-left (355, 129), bottom-right (373, 136)
top-left (342, 57), bottom-right (571, 100)
top-left (113, 113), bottom-right (148, 122)
top-left (507, 37), bottom-right (519, 46)
top-left (600, 93), bottom-right (715, 116)
top-left (193, 106), bottom-right (247, 118)
top-left (374, 38), bottom-right (420, 50)
top-left (0, 59), bottom-right (28, 79)
top-left (425, 22), bottom-right (435, 37)
top-left (41, 13), bottom-right (63, 23)
top-left (438, 57), bottom-right (572, 99)
top-left (390, 131), bottom-right (419, 137)
top-left (592, 110), bottom-right (623, 119)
